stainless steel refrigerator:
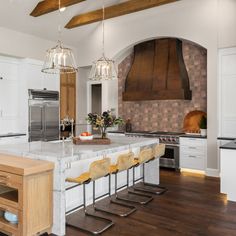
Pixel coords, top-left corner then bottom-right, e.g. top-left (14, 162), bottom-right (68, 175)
top-left (28, 89), bottom-right (60, 142)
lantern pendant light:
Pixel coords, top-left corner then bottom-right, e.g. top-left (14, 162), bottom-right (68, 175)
top-left (42, 0), bottom-right (77, 74)
top-left (89, 0), bottom-right (117, 81)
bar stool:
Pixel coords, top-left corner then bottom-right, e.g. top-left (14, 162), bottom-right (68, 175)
top-left (110, 152), bottom-right (153, 205)
top-left (131, 144), bottom-right (168, 195)
top-left (66, 158), bottom-right (114, 235)
top-left (93, 155), bottom-right (137, 217)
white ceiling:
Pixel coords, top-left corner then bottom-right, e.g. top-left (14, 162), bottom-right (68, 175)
top-left (0, 0), bottom-right (127, 47)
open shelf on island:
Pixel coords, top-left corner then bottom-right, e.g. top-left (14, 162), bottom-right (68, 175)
top-left (0, 209), bottom-right (18, 235)
top-left (0, 186), bottom-right (18, 206)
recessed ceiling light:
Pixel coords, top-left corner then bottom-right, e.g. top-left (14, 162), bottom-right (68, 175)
top-left (59, 7), bottom-right (66, 12)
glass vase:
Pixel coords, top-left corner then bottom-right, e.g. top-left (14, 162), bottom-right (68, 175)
top-left (100, 127), bottom-right (107, 139)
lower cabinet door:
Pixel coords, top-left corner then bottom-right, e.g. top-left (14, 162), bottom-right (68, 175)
top-left (180, 153), bottom-right (205, 170)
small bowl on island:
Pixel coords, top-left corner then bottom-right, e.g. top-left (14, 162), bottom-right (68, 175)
top-left (79, 132), bottom-right (93, 141)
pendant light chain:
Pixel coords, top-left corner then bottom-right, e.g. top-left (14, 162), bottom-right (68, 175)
top-left (58, 0), bottom-right (62, 43)
top-left (102, 0), bottom-right (105, 57)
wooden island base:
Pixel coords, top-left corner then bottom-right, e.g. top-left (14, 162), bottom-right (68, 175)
top-left (0, 154), bottom-right (54, 236)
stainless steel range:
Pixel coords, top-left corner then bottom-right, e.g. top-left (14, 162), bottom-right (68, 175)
top-left (126, 131), bottom-right (184, 170)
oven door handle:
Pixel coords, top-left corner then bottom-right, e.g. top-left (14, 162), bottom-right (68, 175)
top-left (164, 144), bottom-right (179, 147)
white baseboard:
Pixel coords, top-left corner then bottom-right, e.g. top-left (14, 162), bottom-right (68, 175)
top-left (206, 168), bottom-right (220, 177)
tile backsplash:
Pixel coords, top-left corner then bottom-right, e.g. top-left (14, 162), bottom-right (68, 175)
top-left (118, 40), bottom-right (207, 132)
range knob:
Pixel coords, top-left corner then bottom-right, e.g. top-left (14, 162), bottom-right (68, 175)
top-left (162, 137), bottom-right (166, 142)
top-left (172, 137), bottom-right (176, 143)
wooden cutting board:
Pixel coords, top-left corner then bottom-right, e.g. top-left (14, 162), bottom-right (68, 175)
top-left (183, 110), bottom-right (206, 133)
top-left (73, 137), bottom-right (111, 145)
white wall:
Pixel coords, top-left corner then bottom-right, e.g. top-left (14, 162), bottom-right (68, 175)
top-left (218, 0), bottom-right (236, 49)
top-left (74, 0), bottom-right (236, 172)
top-left (77, 67), bottom-right (90, 125)
top-left (0, 26), bottom-right (78, 61)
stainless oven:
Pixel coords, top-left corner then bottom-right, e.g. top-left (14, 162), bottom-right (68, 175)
top-left (124, 131), bottom-right (182, 170)
top-left (159, 144), bottom-right (179, 170)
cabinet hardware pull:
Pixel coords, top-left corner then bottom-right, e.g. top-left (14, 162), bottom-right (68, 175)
top-left (189, 147), bottom-right (196, 149)
top-left (189, 155), bottom-right (196, 158)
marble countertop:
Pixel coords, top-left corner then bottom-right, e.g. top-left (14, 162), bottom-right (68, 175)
top-left (0, 136), bottom-right (158, 163)
top-left (108, 131), bottom-right (207, 139)
top-left (179, 134), bottom-right (207, 139)
top-left (217, 137), bottom-right (236, 141)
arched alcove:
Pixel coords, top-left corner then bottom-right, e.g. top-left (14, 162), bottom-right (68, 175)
top-left (115, 37), bottom-right (207, 132)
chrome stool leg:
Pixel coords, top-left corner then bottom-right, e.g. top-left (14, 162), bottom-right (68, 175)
top-left (114, 168), bottom-right (153, 205)
top-left (132, 160), bottom-right (168, 195)
top-left (94, 174), bottom-right (137, 217)
top-left (66, 181), bottom-right (114, 235)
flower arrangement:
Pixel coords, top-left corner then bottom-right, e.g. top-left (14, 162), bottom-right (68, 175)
top-left (87, 111), bottom-right (123, 138)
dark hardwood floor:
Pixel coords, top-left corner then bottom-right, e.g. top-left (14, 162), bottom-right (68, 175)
top-left (64, 169), bottom-right (236, 236)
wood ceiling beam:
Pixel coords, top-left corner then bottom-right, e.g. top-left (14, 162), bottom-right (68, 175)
top-left (65, 0), bottom-right (179, 29)
top-left (30, 0), bottom-right (86, 17)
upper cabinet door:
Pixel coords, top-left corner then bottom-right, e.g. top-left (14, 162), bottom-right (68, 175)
top-left (218, 48), bottom-right (236, 138)
top-left (0, 61), bottom-right (19, 118)
top-left (42, 73), bottom-right (60, 91)
top-left (25, 61), bottom-right (59, 91)
top-left (0, 61), bottom-right (18, 82)
top-left (26, 63), bottom-right (44, 90)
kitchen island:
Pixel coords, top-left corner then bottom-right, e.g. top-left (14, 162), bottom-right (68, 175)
top-left (0, 136), bottom-right (159, 236)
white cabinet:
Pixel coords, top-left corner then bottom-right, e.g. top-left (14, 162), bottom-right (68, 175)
top-left (0, 136), bottom-right (27, 145)
top-left (21, 59), bottom-right (59, 91)
top-left (0, 56), bottom-right (59, 135)
top-left (0, 60), bottom-right (19, 119)
top-left (18, 59), bottom-right (59, 133)
top-left (180, 137), bottom-right (207, 171)
top-left (0, 59), bottom-right (20, 134)
top-left (220, 148), bottom-right (236, 201)
top-left (218, 47), bottom-right (236, 138)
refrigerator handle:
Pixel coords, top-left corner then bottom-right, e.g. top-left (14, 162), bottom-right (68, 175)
top-left (43, 105), bottom-right (46, 141)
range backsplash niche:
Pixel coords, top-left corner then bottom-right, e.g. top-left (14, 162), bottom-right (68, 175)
top-left (118, 40), bottom-right (207, 132)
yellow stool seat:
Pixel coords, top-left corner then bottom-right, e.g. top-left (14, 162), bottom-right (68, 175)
top-left (133, 159), bottom-right (139, 166)
top-left (66, 172), bottom-right (91, 184)
top-left (109, 152), bottom-right (140, 174)
top-left (110, 164), bottom-right (118, 174)
top-left (66, 158), bottom-right (111, 185)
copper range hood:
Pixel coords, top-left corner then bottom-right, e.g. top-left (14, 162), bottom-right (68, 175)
top-left (122, 38), bottom-right (192, 101)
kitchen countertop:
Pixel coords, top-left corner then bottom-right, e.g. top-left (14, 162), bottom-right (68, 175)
top-left (108, 131), bottom-right (207, 139)
top-left (0, 136), bottom-right (157, 162)
top-left (179, 134), bottom-right (207, 139)
top-left (0, 133), bottom-right (26, 138)
top-left (108, 130), bottom-right (125, 134)
top-left (217, 137), bottom-right (236, 141)
top-left (220, 141), bottom-right (236, 150)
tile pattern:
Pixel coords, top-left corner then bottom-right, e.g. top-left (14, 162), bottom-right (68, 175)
top-left (118, 41), bottom-right (207, 132)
